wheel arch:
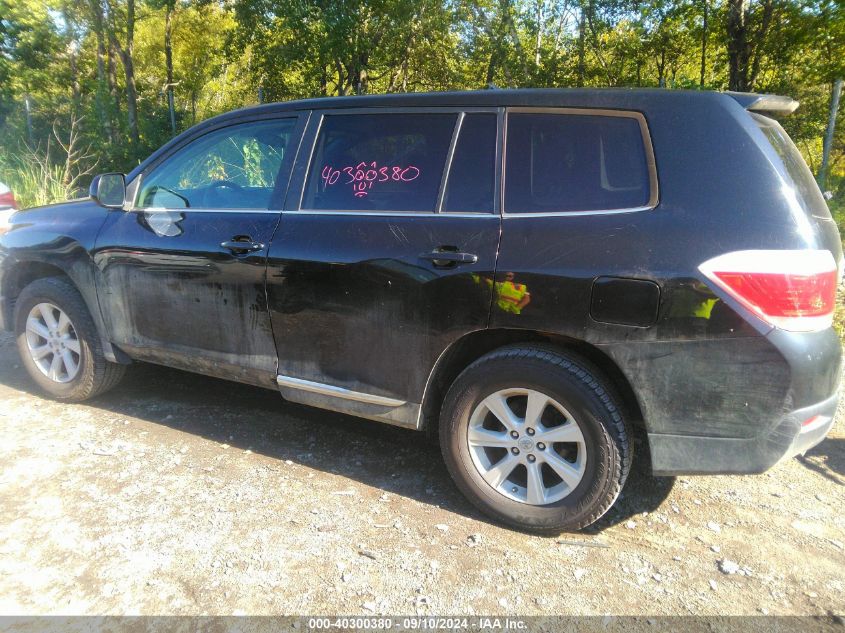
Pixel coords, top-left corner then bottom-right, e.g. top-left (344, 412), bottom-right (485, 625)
top-left (1, 258), bottom-right (129, 364)
top-left (1, 260), bottom-right (72, 330)
top-left (420, 329), bottom-right (646, 436)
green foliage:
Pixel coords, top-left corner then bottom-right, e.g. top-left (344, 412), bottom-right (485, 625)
top-left (0, 0), bottom-right (843, 210)
top-left (0, 154), bottom-right (70, 209)
top-left (0, 145), bottom-right (87, 209)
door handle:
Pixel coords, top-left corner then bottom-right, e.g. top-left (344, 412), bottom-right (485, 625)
top-left (420, 249), bottom-right (479, 266)
top-left (221, 239), bottom-right (264, 254)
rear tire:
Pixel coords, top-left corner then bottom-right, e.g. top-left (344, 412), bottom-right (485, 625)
top-left (440, 345), bottom-right (631, 533)
top-left (14, 277), bottom-right (125, 401)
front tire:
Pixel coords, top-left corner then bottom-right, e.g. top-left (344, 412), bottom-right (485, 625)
top-left (440, 345), bottom-right (632, 533)
top-left (14, 277), bottom-right (125, 401)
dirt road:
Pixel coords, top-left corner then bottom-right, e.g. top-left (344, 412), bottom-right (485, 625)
top-left (0, 330), bottom-right (843, 617)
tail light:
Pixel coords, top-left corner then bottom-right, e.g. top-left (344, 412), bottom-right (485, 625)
top-left (698, 249), bottom-right (838, 332)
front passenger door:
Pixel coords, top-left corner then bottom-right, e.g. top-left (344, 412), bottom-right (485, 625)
top-left (94, 115), bottom-right (304, 386)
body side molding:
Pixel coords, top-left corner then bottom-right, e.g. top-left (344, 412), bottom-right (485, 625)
top-left (276, 375), bottom-right (420, 430)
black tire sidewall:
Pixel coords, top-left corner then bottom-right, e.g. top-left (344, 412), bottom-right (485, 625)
top-left (14, 280), bottom-right (97, 400)
top-left (441, 350), bottom-right (626, 532)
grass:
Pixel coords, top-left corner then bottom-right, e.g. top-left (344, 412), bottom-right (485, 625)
top-left (0, 155), bottom-right (77, 209)
top-left (0, 150), bottom-right (84, 210)
top-left (835, 296), bottom-right (845, 339)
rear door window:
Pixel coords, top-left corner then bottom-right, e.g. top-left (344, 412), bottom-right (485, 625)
top-left (302, 113), bottom-right (457, 212)
top-left (505, 112), bottom-right (653, 214)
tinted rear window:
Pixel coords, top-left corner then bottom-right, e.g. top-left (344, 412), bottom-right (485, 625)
top-left (303, 113), bottom-right (456, 212)
top-left (754, 114), bottom-right (831, 220)
top-left (505, 113), bottom-right (652, 214)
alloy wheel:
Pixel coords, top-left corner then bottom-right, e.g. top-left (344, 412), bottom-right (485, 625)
top-left (467, 388), bottom-right (587, 505)
top-left (25, 303), bottom-right (81, 383)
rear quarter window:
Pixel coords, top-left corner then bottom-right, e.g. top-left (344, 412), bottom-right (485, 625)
top-left (753, 114), bottom-right (832, 221)
top-left (505, 112), bottom-right (654, 214)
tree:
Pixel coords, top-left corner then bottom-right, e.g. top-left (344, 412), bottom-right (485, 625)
top-left (726, 0), bottom-right (775, 91)
top-left (148, 0), bottom-right (178, 134)
top-left (0, 0), bottom-right (844, 211)
top-left (105, 0), bottom-right (140, 145)
top-left (818, 78), bottom-right (843, 190)
top-left (700, 0), bottom-right (709, 87)
top-left (230, 0), bottom-right (457, 98)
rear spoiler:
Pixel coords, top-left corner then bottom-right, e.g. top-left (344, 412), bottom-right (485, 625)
top-left (726, 91), bottom-right (799, 115)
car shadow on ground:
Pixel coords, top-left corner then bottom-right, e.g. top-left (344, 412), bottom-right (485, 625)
top-left (1, 354), bottom-right (682, 535)
top-left (798, 438), bottom-right (845, 485)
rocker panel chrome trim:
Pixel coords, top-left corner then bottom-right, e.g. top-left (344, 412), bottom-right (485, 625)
top-left (276, 375), bottom-right (407, 407)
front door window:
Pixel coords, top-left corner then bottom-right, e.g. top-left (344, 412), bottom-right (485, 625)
top-left (136, 119), bottom-right (297, 210)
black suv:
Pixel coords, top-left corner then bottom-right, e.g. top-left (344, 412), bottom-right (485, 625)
top-left (1, 89), bottom-right (840, 532)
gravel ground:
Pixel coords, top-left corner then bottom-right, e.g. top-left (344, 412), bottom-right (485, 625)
top-left (0, 330), bottom-right (843, 617)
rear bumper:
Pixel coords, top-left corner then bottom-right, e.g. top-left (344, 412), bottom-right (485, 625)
top-left (649, 391), bottom-right (839, 475)
top-left (602, 323), bottom-right (841, 476)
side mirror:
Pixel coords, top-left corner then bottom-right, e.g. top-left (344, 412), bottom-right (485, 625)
top-left (90, 173), bottom-right (126, 209)
top-left (823, 191), bottom-right (834, 201)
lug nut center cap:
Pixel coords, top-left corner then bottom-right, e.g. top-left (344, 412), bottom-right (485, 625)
top-left (518, 437), bottom-right (534, 451)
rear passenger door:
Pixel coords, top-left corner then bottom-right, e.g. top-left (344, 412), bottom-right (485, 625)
top-left (266, 108), bottom-right (502, 427)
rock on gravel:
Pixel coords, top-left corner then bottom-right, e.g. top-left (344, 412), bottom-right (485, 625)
top-left (719, 559), bottom-right (740, 575)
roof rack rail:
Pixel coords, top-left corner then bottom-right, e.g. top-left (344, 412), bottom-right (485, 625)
top-left (726, 91), bottom-right (799, 115)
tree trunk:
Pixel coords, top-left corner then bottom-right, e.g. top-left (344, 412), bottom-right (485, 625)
top-left (107, 0), bottom-right (139, 145)
top-left (124, 0), bottom-right (139, 145)
top-left (577, 6), bottom-right (586, 87)
top-left (120, 48), bottom-right (139, 146)
top-left (62, 9), bottom-right (81, 117)
top-left (818, 78), bottom-right (843, 191)
top-left (108, 41), bottom-right (120, 121)
top-left (700, 0), bottom-right (708, 88)
top-left (747, 0), bottom-right (774, 91)
top-left (69, 43), bottom-right (81, 115)
top-left (657, 49), bottom-right (666, 88)
top-left (24, 94), bottom-right (34, 145)
top-left (165, 1), bottom-right (176, 135)
top-left (727, 0), bottom-right (750, 91)
top-left (89, 0), bottom-right (113, 141)
top-left (534, 0), bottom-right (543, 68)
top-left (485, 48), bottom-right (498, 87)
top-left (502, 0), bottom-right (530, 82)
top-left (335, 60), bottom-right (347, 95)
